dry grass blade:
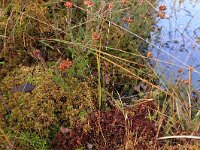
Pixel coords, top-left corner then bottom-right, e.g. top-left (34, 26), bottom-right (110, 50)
top-left (158, 135), bottom-right (200, 140)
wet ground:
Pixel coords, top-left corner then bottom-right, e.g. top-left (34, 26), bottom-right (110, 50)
top-left (150, 0), bottom-right (200, 89)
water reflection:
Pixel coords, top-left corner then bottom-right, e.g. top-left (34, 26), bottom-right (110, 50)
top-left (150, 0), bottom-right (200, 89)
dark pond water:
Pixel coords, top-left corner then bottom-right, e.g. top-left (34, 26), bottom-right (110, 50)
top-left (150, 0), bottom-right (200, 89)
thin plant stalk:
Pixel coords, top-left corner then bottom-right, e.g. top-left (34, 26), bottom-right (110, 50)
top-left (0, 127), bottom-right (13, 149)
top-left (188, 66), bottom-right (192, 119)
top-left (97, 43), bottom-right (102, 109)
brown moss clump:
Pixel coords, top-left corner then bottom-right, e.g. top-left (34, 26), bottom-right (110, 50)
top-left (0, 64), bottom-right (96, 148)
top-left (52, 101), bottom-right (158, 150)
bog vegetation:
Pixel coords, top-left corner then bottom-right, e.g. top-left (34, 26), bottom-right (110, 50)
top-left (0, 0), bottom-right (199, 149)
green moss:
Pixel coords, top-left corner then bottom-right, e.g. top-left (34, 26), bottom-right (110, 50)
top-left (0, 64), bottom-right (97, 147)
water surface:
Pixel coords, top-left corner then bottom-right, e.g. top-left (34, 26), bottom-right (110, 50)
top-left (150, 0), bottom-right (200, 89)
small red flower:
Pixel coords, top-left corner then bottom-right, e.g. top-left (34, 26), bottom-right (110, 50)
top-left (158, 4), bottom-right (167, 19)
top-left (84, 1), bottom-right (94, 7)
top-left (159, 4), bottom-right (167, 11)
top-left (59, 59), bottom-right (72, 71)
top-left (183, 80), bottom-right (189, 85)
top-left (127, 17), bottom-right (134, 23)
top-left (178, 68), bottom-right (183, 74)
top-left (122, 17), bottom-right (134, 23)
top-left (92, 32), bottom-right (100, 41)
top-left (108, 2), bottom-right (113, 10)
top-left (64, 1), bottom-right (73, 8)
top-left (147, 51), bottom-right (153, 58)
top-left (189, 66), bottom-right (194, 71)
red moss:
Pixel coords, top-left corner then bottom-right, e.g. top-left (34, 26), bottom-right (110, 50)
top-left (52, 101), bottom-right (159, 149)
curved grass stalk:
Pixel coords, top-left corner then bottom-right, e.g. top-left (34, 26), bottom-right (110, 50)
top-left (99, 45), bottom-right (191, 70)
top-left (158, 135), bottom-right (200, 140)
top-left (96, 52), bottom-right (168, 95)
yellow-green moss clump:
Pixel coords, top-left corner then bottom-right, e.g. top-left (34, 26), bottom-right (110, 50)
top-left (0, 64), bottom-right (96, 148)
